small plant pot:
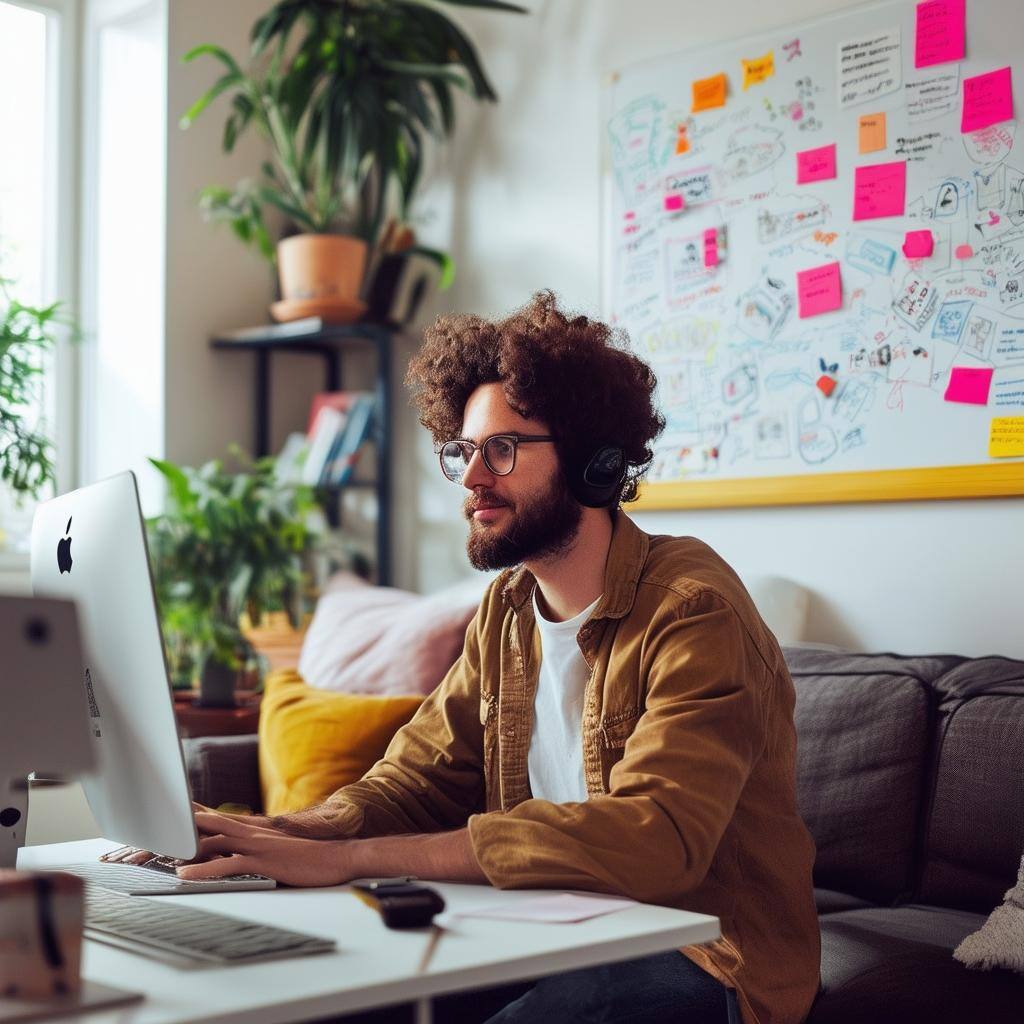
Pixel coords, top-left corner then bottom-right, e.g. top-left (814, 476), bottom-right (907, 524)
top-left (272, 233), bottom-right (368, 324)
top-left (197, 657), bottom-right (240, 709)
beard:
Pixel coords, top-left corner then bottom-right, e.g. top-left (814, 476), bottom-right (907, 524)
top-left (464, 470), bottom-right (582, 571)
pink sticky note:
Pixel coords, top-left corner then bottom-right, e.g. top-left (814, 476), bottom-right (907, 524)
top-left (853, 161), bottom-right (907, 220)
top-left (797, 262), bottom-right (842, 318)
top-left (962, 67), bottom-right (1014, 134)
top-left (902, 230), bottom-right (934, 258)
top-left (944, 366), bottom-right (994, 405)
top-left (703, 228), bottom-right (719, 267)
top-left (915, 0), bottom-right (965, 69)
top-left (664, 194), bottom-right (685, 212)
top-left (796, 143), bottom-right (837, 184)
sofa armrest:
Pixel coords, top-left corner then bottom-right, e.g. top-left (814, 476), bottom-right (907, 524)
top-left (181, 734), bottom-right (262, 814)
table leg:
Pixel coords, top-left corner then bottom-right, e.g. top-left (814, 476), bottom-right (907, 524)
top-left (414, 997), bottom-right (433, 1024)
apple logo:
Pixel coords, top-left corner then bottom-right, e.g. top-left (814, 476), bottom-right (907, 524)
top-left (57, 516), bottom-right (73, 574)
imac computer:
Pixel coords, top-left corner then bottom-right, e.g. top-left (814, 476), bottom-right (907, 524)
top-left (29, 470), bottom-right (274, 895)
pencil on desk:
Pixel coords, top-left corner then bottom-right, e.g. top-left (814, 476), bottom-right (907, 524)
top-left (417, 924), bottom-right (443, 973)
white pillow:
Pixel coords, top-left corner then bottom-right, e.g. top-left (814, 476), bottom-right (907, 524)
top-left (954, 854), bottom-right (1024, 973)
top-left (744, 575), bottom-right (810, 645)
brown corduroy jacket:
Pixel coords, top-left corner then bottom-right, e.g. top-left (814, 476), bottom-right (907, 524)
top-left (323, 512), bottom-right (821, 1024)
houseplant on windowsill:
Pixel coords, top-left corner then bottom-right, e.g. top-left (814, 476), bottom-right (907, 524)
top-left (0, 275), bottom-right (76, 548)
top-left (145, 449), bottom-right (324, 707)
top-left (179, 0), bottom-right (524, 323)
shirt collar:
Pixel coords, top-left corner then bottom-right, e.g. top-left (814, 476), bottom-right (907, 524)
top-left (501, 511), bottom-right (650, 622)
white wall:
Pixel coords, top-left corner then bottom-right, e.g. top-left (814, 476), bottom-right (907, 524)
top-left (396, 0), bottom-right (1024, 659)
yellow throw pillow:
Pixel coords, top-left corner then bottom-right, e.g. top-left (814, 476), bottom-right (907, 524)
top-left (258, 669), bottom-right (424, 816)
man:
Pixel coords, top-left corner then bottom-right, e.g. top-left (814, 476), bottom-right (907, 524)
top-left (119, 292), bottom-right (821, 1023)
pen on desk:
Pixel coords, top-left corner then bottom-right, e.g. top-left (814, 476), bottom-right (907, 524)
top-left (417, 924), bottom-right (443, 973)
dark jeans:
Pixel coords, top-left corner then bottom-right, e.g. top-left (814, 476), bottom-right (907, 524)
top-left (331, 950), bottom-right (741, 1024)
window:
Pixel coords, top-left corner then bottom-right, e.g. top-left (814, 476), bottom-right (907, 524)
top-left (0, 0), bottom-right (76, 562)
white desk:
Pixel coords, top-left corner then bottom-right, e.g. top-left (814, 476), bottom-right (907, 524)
top-left (19, 839), bottom-right (720, 1024)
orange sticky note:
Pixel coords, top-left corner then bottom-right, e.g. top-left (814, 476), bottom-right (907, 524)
top-left (675, 125), bottom-right (691, 155)
top-left (858, 113), bottom-right (887, 154)
top-left (741, 51), bottom-right (775, 91)
top-left (692, 73), bottom-right (727, 113)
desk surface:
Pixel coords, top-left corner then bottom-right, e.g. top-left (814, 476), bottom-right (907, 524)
top-left (20, 839), bottom-right (720, 1024)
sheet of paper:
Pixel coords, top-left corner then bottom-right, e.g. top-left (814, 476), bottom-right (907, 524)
top-left (838, 27), bottom-right (902, 109)
top-left (915, 0), bottom-right (966, 68)
top-left (944, 366), bottom-right (994, 405)
top-left (858, 112), bottom-right (887, 153)
top-left (903, 229), bottom-right (934, 258)
top-left (906, 66), bottom-right (961, 120)
top-left (741, 51), bottom-right (774, 91)
top-left (797, 262), bottom-right (842, 318)
top-left (962, 67), bottom-right (1014, 134)
top-left (853, 160), bottom-right (907, 220)
top-left (703, 228), bottom-right (719, 267)
top-left (691, 72), bottom-right (727, 113)
top-left (663, 193), bottom-right (685, 212)
top-left (989, 417), bottom-right (1024, 458)
top-left (455, 893), bottom-right (637, 924)
top-left (796, 143), bottom-right (837, 184)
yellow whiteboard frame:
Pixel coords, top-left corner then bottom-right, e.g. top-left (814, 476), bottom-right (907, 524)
top-left (633, 462), bottom-right (1024, 510)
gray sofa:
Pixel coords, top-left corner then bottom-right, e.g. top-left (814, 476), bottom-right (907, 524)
top-left (184, 646), bottom-right (1024, 1022)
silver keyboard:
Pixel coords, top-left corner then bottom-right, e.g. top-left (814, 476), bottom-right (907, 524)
top-left (57, 859), bottom-right (276, 895)
top-left (84, 887), bottom-right (336, 965)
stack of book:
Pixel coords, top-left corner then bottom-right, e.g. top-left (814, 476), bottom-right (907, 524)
top-left (275, 392), bottom-right (377, 488)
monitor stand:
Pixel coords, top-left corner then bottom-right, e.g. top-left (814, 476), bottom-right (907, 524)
top-left (1, 777), bottom-right (29, 869)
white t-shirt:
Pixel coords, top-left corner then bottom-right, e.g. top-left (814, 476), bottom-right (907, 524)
top-left (527, 587), bottom-right (602, 804)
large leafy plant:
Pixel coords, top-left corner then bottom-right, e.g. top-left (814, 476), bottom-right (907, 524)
top-left (0, 277), bottom-right (69, 501)
top-left (146, 450), bottom-right (323, 683)
top-left (180, 0), bottom-right (524, 278)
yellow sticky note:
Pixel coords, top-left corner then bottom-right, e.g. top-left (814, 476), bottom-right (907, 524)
top-left (858, 112), bottom-right (887, 154)
top-left (741, 51), bottom-right (775, 90)
top-left (989, 417), bottom-right (1024, 458)
top-left (692, 73), bottom-right (728, 113)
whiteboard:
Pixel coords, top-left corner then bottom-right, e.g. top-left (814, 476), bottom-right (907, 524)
top-left (601, 0), bottom-right (1024, 506)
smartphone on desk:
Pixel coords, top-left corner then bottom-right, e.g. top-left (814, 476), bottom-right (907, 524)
top-left (350, 877), bottom-right (446, 929)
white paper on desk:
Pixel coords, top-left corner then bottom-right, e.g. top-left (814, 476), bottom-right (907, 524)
top-left (454, 893), bottom-right (637, 924)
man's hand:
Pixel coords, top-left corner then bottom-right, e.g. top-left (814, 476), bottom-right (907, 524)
top-left (99, 802), bottom-right (276, 865)
top-left (177, 814), bottom-right (489, 888)
top-left (176, 812), bottom-right (353, 888)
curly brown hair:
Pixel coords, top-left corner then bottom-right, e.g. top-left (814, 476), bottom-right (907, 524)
top-left (404, 290), bottom-right (665, 506)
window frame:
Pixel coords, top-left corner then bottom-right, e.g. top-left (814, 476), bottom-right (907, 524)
top-left (0, 0), bottom-right (80, 571)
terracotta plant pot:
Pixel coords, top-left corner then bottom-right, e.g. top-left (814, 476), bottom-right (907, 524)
top-left (273, 234), bottom-right (368, 324)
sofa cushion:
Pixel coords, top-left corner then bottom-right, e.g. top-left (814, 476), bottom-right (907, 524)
top-left (784, 649), bottom-right (957, 904)
top-left (814, 888), bottom-right (876, 915)
top-left (807, 904), bottom-right (1024, 1024)
top-left (917, 657), bottom-right (1024, 914)
top-left (297, 571), bottom-right (490, 696)
top-left (258, 669), bottom-right (424, 815)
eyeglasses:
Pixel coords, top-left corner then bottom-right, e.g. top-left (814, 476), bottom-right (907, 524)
top-left (438, 433), bottom-right (555, 484)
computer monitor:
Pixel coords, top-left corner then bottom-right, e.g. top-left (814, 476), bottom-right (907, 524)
top-left (0, 595), bottom-right (96, 868)
top-left (30, 471), bottom-right (199, 860)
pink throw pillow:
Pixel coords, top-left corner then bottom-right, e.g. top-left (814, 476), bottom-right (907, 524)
top-left (297, 572), bottom-right (490, 696)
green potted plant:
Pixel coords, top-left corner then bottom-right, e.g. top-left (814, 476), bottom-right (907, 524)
top-left (146, 449), bottom-right (324, 707)
top-left (180, 0), bottom-right (524, 322)
top-left (0, 275), bottom-right (75, 523)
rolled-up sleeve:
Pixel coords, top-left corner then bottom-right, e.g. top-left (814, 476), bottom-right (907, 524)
top-left (467, 589), bottom-right (769, 904)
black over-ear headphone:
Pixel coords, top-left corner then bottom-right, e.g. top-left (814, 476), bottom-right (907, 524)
top-left (566, 445), bottom-right (627, 508)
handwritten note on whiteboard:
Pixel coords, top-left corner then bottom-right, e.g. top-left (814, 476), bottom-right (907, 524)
top-left (962, 66), bottom-right (1014, 134)
top-left (838, 27), bottom-right (902, 109)
top-left (914, 0), bottom-right (965, 68)
top-left (853, 160), bottom-right (907, 219)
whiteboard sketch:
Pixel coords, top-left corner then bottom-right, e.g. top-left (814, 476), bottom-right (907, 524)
top-left (601, 0), bottom-right (1024, 499)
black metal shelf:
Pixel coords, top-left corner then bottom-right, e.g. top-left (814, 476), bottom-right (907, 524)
top-left (210, 320), bottom-right (394, 585)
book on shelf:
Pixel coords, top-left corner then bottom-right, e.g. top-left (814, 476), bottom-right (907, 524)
top-left (301, 405), bottom-right (347, 485)
top-left (306, 391), bottom-right (360, 436)
top-left (321, 394), bottom-right (376, 486)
